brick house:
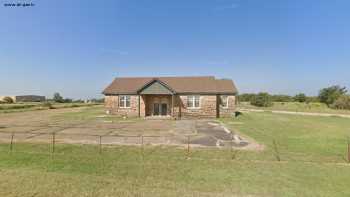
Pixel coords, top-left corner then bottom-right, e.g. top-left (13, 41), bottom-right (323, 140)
top-left (102, 76), bottom-right (238, 118)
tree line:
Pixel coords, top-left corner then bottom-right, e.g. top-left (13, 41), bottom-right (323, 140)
top-left (0, 93), bottom-right (104, 104)
top-left (238, 85), bottom-right (350, 110)
top-left (51, 93), bottom-right (104, 103)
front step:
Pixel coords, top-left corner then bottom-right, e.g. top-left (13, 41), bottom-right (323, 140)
top-left (145, 115), bottom-right (174, 120)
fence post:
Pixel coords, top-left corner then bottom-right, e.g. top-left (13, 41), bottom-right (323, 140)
top-left (52, 132), bottom-right (56, 154)
top-left (230, 133), bottom-right (235, 160)
top-left (10, 132), bottom-right (14, 152)
top-left (231, 132), bottom-right (233, 154)
top-left (141, 135), bottom-right (144, 160)
top-left (99, 135), bottom-right (102, 154)
top-left (230, 133), bottom-right (239, 160)
top-left (347, 138), bottom-right (350, 163)
top-left (272, 139), bottom-right (281, 161)
top-left (187, 136), bottom-right (190, 159)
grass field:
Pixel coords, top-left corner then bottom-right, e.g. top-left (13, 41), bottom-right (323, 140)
top-left (238, 101), bottom-right (350, 115)
top-left (0, 102), bottom-right (101, 113)
top-left (0, 108), bottom-right (350, 196)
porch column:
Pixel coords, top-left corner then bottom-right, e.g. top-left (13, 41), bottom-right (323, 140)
top-left (138, 95), bottom-right (141, 117)
top-left (171, 94), bottom-right (174, 117)
top-left (179, 95), bottom-right (182, 119)
top-left (216, 94), bottom-right (220, 118)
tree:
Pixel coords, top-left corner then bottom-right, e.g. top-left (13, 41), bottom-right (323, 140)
top-left (271, 94), bottom-right (293, 102)
top-left (64, 98), bottom-right (73, 103)
top-left (238, 93), bottom-right (256, 102)
top-left (318, 85), bottom-right (347, 106)
top-left (250, 92), bottom-right (273, 107)
top-left (294, 93), bottom-right (307, 103)
top-left (53, 93), bottom-right (64, 103)
top-left (331, 95), bottom-right (350, 110)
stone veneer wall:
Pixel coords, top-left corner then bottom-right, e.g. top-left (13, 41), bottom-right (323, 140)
top-left (175, 95), bottom-right (217, 118)
top-left (219, 96), bottom-right (236, 117)
top-left (105, 95), bottom-right (145, 117)
top-left (105, 95), bottom-right (235, 118)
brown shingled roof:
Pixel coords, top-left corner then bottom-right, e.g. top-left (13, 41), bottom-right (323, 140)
top-left (103, 76), bottom-right (237, 95)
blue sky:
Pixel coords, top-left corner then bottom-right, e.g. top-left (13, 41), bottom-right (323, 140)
top-left (1, 0), bottom-right (349, 99)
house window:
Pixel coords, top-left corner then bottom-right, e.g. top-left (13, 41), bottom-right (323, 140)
top-left (187, 95), bottom-right (200, 108)
top-left (221, 96), bottom-right (229, 108)
top-left (119, 95), bottom-right (131, 108)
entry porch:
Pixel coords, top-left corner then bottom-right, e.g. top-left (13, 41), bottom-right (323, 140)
top-left (140, 94), bottom-right (176, 118)
top-left (137, 79), bottom-right (177, 118)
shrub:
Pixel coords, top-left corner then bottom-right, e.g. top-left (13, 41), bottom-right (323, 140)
top-left (331, 95), bottom-right (350, 110)
top-left (11, 104), bottom-right (35, 109)
top-left (71, 104), bottom-right (79, 108)
top-left (294, 93), bottom-right (307, 103)
top-left (3, 97), bottom-right (14, 104)
top-left (250, 92), bottom-right (273, 107)
top-left (318, 85), bottom-right (347, 106)
top-left (64, 98), bottom-right (73, 103)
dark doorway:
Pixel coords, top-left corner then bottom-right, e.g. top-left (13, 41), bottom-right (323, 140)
top-left (153, 103), bottom-right (168, 116)
top-left (161, 103), bottom-right (167, 116)
top-left (154, 103), bottom-right (160, 115)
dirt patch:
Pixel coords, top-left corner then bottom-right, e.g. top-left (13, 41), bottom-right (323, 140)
top-left (196, 121), bottom-right (231, 140)
top-left (0, 107), bottom-right (259, 149)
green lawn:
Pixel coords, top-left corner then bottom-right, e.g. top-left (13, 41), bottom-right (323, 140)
top-left (0, 112), bottom-right (350, 196)
top-left (0, 102), bottom-right (101, 113)
top-left (221, 112), bottom-right (350, 163)
top-left (238, 101), bottom-right (350, 115)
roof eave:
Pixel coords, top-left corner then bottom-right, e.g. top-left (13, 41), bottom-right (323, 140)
top-left (136, 78), bottom-right (176, 94)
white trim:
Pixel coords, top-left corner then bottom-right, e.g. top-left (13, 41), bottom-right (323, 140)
top-left (221, 95), bottom-right (229, 109)
top-left (187, 95), bottom-right (201, 109)
top-left (119, 95), bottom-right (131, 108)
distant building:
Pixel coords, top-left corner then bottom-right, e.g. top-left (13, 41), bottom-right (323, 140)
top-left (0, 95), bottom-right (45, 103)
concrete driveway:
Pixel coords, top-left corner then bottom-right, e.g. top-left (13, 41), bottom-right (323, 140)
top-left (0, 108), bottom-right (252, 149)
top-left (175, 120), bottom-right (249, 148)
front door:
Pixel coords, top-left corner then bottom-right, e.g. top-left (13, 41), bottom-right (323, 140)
top-left (153, 103), bottom-right (168, 116)
top-left (153, 103), bottom-right (160, 115)
top-left (161, 103), bottom-right (167, 116)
